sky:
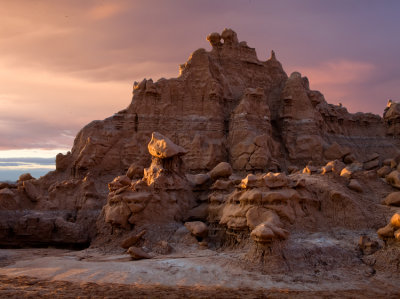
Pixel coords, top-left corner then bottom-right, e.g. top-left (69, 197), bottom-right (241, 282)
top-left (0, 0), bottom-right (399, 181)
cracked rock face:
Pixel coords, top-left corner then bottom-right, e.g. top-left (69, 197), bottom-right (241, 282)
top-left (1, 28), bottom-right (400, 271)
top-left (48, 28), bottom-right (400, 183)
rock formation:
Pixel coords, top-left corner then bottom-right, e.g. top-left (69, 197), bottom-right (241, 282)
top-left (103, 132), bottom-right (194, 229)
top-left (0, 29), bottom-right (400, 283)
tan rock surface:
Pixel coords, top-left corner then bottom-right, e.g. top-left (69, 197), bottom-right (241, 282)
top-left (263, 172), bottom-right (288, 188)
top-left (391, 213), bottom-right (400, 228)
top-left (127, 246), bottom-right (152, 260)
top-left (386, 170), bottom-right (400, 188)
top-left (18, 173), bottom-right (34, 182)
top-left (377, 165), bottom-right (392, 177)
top-left (348, 179), bottom-right (363, 193)
top-left (184, 221), bottom-right (208, 238)
top-left (120, 230), bottom-right (146, 249)
top-left (324, 142), bottom-right (349, 160)
top-left (340, 163), bottom-right (363, 178)
top-left (383, 192), bottom-right (400, 206)
top-left (209, 162), bottom-right (232, 181)
top-left (148, 132), bottom-right (188, 158)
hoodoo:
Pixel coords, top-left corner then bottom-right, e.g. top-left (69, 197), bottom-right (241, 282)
top-left (0, 29), bottom-right (400, 293)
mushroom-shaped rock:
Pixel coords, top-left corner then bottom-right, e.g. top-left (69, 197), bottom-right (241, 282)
top-left (302, 165), bottom-right (318, 175)
top-left (383, 158), bottom-right (395, 167)
top-left (239, 189), bottom-right (262, 204)
top-left (211, 179), bottom-right (233, 190)
top-left (383, 192), bottom-right (400, 206)
top-left (127, 246), bottom-right (152, 260)
top-left (148, 132), bottom-right (187, 159)
top-left (324, 160), bottom-right (345, 175)
top-left (250, 222), bottom-right (289, 243)
top-left (321, 164), bottom-right (333, 174)
top-left (377, 166), bottom-right (392, 178)
top-left (221, 28), bottom-right (239, 46)
top-left (185, 203), bottom-right (209, 221)
top-left (246, 207), bottom-right (278, 230)
top-left (263, 172), bottom-right (288, 188)
top-left (348, 179), bottom-right (363, 193)
top-left (206, 32), bottom-right (222, 47)
top-left (391, 213), bottom-right (400, 228)
top-left (219, 205), bottom-right (248, 230)
top-left (247, 208), bottom-right (288, 243)
top-left (386, 171), bottom-right (400, 189)
top-left (290, 71), bottom-right (302, 79)
top-left (209, 162), bottom-right (232, 181)
top-left (18, 173), bottom-right (34, 182)
top-left (186, 173), bottom-right (210, 186)
top-left (377, 212), bottom-right (400, 240)
top-left (184, 221), bottom-right (208, 238)
top-left (377, 224), bottom-right (394, 239)
top-left (340, 163), bottom-right (362, 179)
top-left (239, 174), bottom-right (265, 189)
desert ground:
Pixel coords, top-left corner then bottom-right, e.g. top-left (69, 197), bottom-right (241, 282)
top-left (0, 233), bottom-right (399, 298)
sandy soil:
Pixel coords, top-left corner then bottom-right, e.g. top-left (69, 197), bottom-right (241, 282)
top-left (2, 274), bottom-right (398, 299)
top-left (0, 245), bottom-right (399, 298)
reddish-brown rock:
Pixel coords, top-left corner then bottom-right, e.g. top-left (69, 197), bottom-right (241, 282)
top-left (209, 162), bottom-right (233, 181)
top-left (184, 221), bottom-right (208, 238)
top-left (348, 179), bottom-right (363, 193)
top-left (1, 30), bottom-right (400, 287)
top-left (104, 132), bottom-right (195, 229)
top-left (127, 246), bottom-right (152, 260)
top-left (383, 192), bottom-right (400, 206)
top-left (148, 132), bottom-right (188, 158)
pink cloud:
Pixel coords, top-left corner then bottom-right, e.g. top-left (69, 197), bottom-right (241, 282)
top-left (295, 60), bottom-right (375, 86)
top-left (289, 60), bottom-right (380, 113)
top-left (0, 61), bottom-right (130, 150)
top-left (87, 3), bottom-right (125, 20)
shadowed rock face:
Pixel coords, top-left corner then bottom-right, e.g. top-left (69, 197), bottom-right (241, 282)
top-left (103, 132), bottom-right (195, 229)
top-left (53, 29), bottom-right (399, 180)
top-left (1, 28), bottom-right (400, 257)
top-left (384, 100), bottom-right (400, 135)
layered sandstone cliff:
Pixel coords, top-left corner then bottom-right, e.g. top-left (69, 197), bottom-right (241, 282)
top-left (1, 29), bottom-right (400, 258)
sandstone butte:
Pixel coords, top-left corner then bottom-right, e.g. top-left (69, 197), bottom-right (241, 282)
top-left (1, 29), bottom-right (400, 295)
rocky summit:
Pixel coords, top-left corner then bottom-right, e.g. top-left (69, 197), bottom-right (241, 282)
top-left (0, 29), bottom-right (400, 295)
